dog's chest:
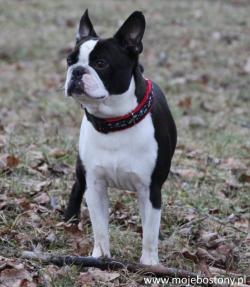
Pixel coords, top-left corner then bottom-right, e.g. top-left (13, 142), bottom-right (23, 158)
top-left (79, 114), bottom-right (158, 191)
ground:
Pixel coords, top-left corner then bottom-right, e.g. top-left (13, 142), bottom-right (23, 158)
top-left (0, 0), bottom-right (249, 286)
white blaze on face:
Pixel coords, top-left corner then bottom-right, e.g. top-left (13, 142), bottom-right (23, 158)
top-left (65, 39), bottom-right (109, 100)
top-left (78, 40), bottom-right (97, 63)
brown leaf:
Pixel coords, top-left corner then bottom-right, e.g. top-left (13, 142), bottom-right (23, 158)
top-left (238, 172), bottom-right (250, 183)
top-left (19, 198), bottom-right (31, 211)
top-left (65, 18), bottom-right (76, 28)
top-left (0, 258), bottom-right (35, 287)
top-left (113, 201), bottom-right (127, 211)
top-left (77, 271), bottom-right (94, 285)
top-left (234, 218), bottom-right (249, 233)
top-left (48, 163), bottom-right (69, 176)
top-left (196, 247), bottom-right (218, 263)
top-left (220, 157), bottom-right (246, 170)
top-left (28, 151), bottom-right (44, 169)
top-left (181, 248), bottom-right (199, 263)
top-left (6, 155), bottom-right (20, 168)
top-left (33, 193), bottom-right (50, 205)
top-left (56, 222), bottom-right (82, 235)
top-left (49, 148), bottom-right (67, 159)
top-left (35, 163), bottom-right (49, 176)
top-left (0, 154), bottom-right (20, 173)
top-left (172, 167), bottom-right (204, 180)
top-left (198, 231), bottom-right (219, 247)
top-left (71, 238), bottom-right (92, 256)
top-left (200, 101), bottom-right (219, 113)
top-left (178, 97), bottom-right (192, 109)
top-left (33, 181), bottom-right (51, 193)
top-left (88, 269), bottom-right (120, 282)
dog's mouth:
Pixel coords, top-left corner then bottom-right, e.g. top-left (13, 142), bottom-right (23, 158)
top-left (67, 80), bottom-right (106, 100)
top-left (67, 79), bottom-right (85, 96)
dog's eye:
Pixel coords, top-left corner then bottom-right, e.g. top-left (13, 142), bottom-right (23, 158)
top-left (94, 59), bottom-right (108, 69)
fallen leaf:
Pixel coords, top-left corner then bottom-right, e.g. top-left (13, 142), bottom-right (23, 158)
top-left (180, 116), bottom-right (207, 128)
top-left (181, 248), bottom-right (198, 263)
top-left (238, 172), bottom-right (250, 183)
top-left (219, 157), bottom-right (246, 170)
top-left (198, 231), bottom-right (219, 246)
top-left (88, 269), bottom-right (120, 282)
top-left (0, 257), bottom-right (36, 287)
top-left (48, 163), bottom-right (69, 176)
top-left (171, 168), bottom-right (204, 180)
top-left (33, 181), bottom-right (51, 193)
top-left (33, 193), bottom-right (50, 205)
top-left (6, 155), bottom-right (20, 168)
top-left (178, 97), bottom-right (191, 109)
top-left (28, 151), bottom-right (45, 169)
top-left (234, 218), bottom-right (249, 233)
top-left (77, 271), bottom-right (94, 285)
top-left (196, 247), bottom-right (219, 264)
top-left (35, 162), bottom-right (49, 176)
top-left (49, 148), bottom-right (67, 159)
top-left (71, 238), bottom-right (92, 256)
top-left (200, 101), bottom-right (219, 113)
top-left (0, 154), bottom-right (20, 173)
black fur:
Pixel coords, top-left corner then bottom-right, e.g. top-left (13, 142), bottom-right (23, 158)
top-left (114, 11), bottom-right (145, 55)
top-left (134, 70), bottom-right (177, 209)
top-left (64, 155), bottom-right (86, 222)
top-left (64, 11), bottom-right (177, 221)
top-left (89, 39), bottom-right (135, 94)
top-left (66, 10), bottom-right (145, 96)
top-left (77, 9), bottom-right (98, 43)
top-left (149, 83), bottom-right (177, 208)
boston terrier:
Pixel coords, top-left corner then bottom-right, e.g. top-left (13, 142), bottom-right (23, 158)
top-left (64, 10), bottom-right (177, 265)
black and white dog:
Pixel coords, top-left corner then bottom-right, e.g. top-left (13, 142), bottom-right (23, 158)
top-left (64, 10), bottom-right (177, 265)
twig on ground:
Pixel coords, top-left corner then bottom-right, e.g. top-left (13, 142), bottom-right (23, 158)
top-left (208, 215), bottom-right (248, 235)
top-left (179, 215), bottom-right (208, 229)
top-left (19, 251), bottom-right (250, 286)
top-left (20, 251), bottom-right (198, 278)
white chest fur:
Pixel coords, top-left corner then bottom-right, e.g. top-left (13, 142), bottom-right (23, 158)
top-left (79, 114), bottom-right (157, 191)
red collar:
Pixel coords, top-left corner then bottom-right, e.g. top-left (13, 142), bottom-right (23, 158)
top-left (84, 80), bottom-right (154, 133)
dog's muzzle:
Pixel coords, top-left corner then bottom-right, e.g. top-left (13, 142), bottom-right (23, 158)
top-left (67, 66), bottom-right (87, 96)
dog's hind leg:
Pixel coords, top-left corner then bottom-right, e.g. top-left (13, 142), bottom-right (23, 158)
top-left (64, 155), bottom-right (86, 223)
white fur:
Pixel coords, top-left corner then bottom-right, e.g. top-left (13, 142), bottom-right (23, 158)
top-left (79, 81), bottom-right (160, 264)
top-left (65, 40), bottom-right (108, 101)
top-left (65, 39), bottom-right (161, 265)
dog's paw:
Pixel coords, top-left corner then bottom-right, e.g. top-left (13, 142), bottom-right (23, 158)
top-left (92, 246), bottom-right (111, 258)
top-left (140, 252), bottom-right (159, 266)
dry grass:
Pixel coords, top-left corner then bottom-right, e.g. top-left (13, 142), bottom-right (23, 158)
top-left (0, 0), bottom-right (249, 286)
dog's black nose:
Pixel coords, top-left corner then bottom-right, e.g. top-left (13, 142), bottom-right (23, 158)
top-left (72, 66), bottom-right (86, 79)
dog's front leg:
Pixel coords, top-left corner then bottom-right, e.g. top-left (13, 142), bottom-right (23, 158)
top-left (138, 187), bottom-right (161, 265)
top-left (85, 180), bottom-right (110, 258)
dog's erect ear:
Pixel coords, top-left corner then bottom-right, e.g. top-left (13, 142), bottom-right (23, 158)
top-left (114, 11), bottom-right (145, 54)
top-left (76, 9), bottom-right (97, 43)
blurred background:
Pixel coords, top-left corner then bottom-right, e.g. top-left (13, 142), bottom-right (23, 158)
top-left (0, 0), bottom-right (249, 285)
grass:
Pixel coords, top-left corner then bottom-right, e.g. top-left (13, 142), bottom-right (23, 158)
top-left (0, 0), bottom-right (250, 286)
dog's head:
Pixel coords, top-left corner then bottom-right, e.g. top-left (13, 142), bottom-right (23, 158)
top-left (65, 10), bottom-right (145, 103)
